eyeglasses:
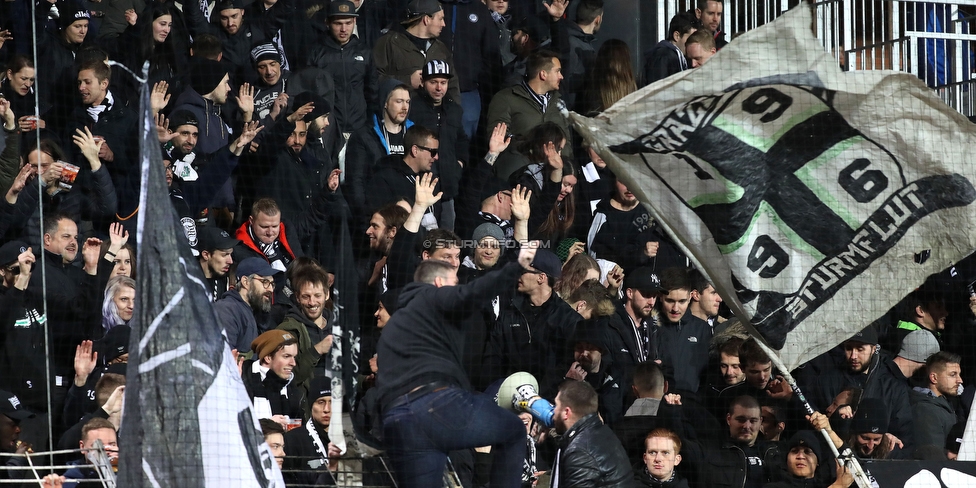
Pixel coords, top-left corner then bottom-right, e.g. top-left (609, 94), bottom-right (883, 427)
top-left (416, 145), bottom-right (438, 158)
top-left (249, 276), bottom-right (275, 288)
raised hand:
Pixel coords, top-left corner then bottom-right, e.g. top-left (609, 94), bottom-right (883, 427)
top-left (73, 127), bottom-right (104, 169)
top-left (16, 247), bottom-right (34, 278)
top-left (543, 0), bottom-right (568, 20)
top-left (154, 113), bottom-right (175, 143)
top-left (488, 122), bottom-right (512, 157)
top-left (269, 92), bottom-right (289, 120)
top-left (0, 98), bottom-right (14, 129)
top-left (0, 30), bottom-right (12, 51)
top-left (5, 164), bottom-right (35, 203)
top-left (543, 141), bottom-right (563, 171)
top-left (414, 172), bottom-right (443, 209)
top-left (286, 102), bottom-right (315, 123)
top-left (236, 82), bottom-right (255, 117)
top-left (82, 237), bottom-right (103, 273)
top-left (109, 221), bottom-right (129, 249)
top-left (74, 340), bottom-right (98, 387)
top-left (231, 121), bottom-right (264, 155)
top-left (150, 81), bottom-right (171, 115)
top-left (518, 240), bottom-right (540, 270)
top-left (124, 8), bottom-right (137, 25)
top-left (511, 184), bottom-right (532, 222)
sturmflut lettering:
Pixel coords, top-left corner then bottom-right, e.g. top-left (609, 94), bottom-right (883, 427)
top-left (646, 95), bottom-right (723, 153)
top-left (785, 183), bottom-right (925, 318)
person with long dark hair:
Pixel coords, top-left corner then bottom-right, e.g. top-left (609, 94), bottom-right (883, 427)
top-left (513, 122), bottom-right (578, 246)
top-left (0, 56), bottom-right (50, 133)
top-left (119, 3), bottom-right (188, 100)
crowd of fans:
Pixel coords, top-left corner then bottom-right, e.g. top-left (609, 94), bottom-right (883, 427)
top-left (0, 0), bottom-right (973, 486)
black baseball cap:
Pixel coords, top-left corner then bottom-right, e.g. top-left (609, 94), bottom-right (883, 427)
top-left (327, 0), bottom-right (358, 18)
top-left (0, 241), bottom-right (29, 268)
top-left (0, 390), bottom-right (35, 421)
top-left (529, 249), bottom-right (562, 279)
top-left (198, 227), bottom-right (239, 253)
top-left (623, 267), bottom-right (661, 296)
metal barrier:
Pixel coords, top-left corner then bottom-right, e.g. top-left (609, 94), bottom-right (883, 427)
top-left (0, 442), bottom-right (116, 487)
top-left (656, 0), bottom-right (976, 115)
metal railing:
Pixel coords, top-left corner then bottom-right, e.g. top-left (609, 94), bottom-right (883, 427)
top-left (657, 0), bottom-right (976, 115)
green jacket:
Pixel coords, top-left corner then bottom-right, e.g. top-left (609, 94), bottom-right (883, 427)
top-left (486, 82), bottom-right (570, 155)
top-left (0, 127), bottom-right (21, 195)
top-left (277, 311), bottom-right (333, 392)
top-left (373, 26), bottom-right (461, 101)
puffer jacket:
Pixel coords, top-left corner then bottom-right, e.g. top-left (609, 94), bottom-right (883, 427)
top-left (555, 413), bottom-right (633, 487)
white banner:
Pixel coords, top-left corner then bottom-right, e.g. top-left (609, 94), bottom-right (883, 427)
top-left (570, 5), bottom-right (976, 372)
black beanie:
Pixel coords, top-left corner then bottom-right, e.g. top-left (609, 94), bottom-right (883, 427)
top-left (189, 59), bottom-right (228, 96)
top-left (58, 0), bottom-right (91, 30)
top-left (850, 397), bottom-right (889, 435)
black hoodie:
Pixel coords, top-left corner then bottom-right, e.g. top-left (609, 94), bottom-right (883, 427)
top-left (375, 262), bottom-right (522, 410)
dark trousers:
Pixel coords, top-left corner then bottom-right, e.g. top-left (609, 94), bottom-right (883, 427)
top-left (382, 386), bottom-right (524, 488)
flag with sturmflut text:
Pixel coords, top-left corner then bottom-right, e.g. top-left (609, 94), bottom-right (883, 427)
top-left (570, 5), bottom-right (976, 372)
top-left (117, 83), bottom-right (285, 487)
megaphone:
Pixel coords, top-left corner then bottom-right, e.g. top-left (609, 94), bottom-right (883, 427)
top-left (496, 372), bottom-right (554, 428)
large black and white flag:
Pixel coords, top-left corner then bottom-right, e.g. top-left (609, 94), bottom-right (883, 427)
top-left (570, 5), bottom-right (976, 372)
top-left (118, 85), bottom-right (285, 486)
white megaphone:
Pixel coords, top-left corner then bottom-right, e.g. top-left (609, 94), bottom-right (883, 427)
top-left (496, 372), bottom-right (554, 428)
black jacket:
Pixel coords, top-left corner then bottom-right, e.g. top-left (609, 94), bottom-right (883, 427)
top-left (65, 93), bottom-right (139, 207)
top-left (365, 154), bottom-right (428, 211)
top-left (438, 0), bottom-right (503, 94)
top-left (642, 40), bottom-right (688, 86)
top-left (634, 462), bottom-right (690, 488)
top-left (555, 413), bottom-right (633, 487)
top-left (648, 312), bottom-right (711, 394)
top-left (306, 33), bottom-right (378, 133)
top-left (486, 290), bottom-right (579, 398)
top-left (212, 21), bottom-right (269, 85)
top-left (241, 359), bottom-right (305, 420)
top-left (409, 88), bottom-right (469, 199)
top-left (0, 286), bottom-right (55, 410)
top-left (342, 114), bottom-right (414, 220)
top-left (684, 439), bottom-right (781, 488)
top-left (30, 251), bottom-right (100, 373)
top-left (214, 289), bottom-right (258, 353)
top-left (810, 354), bottom-right (916, 449)
top-left (282, 420), bottom-right (336, 486)
top-left (248, 118), bottom-right (331, 224)
top-left (375, 262), bottom-right (522, 410)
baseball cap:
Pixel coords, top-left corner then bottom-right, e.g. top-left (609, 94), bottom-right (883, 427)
top-left (401, 0), bottom-right (442, 24)
top-left (197, 227), bottom-right (239, 253)
top-left (237, 257), bottom-right (282, 278)
top-left (422, 59), bottom-right (453, 80)
top-left (514, 15), bottom-right (550, 44)
top-left (528, 249), bottom-right (562, 279)
top-left (623, 267), bottom-right (661, 296)
top-left (845, 325), bottom-right (878, 346)
top-left (327, 0), bottom-right (358, 18)
top-left (251, 330), bottom-right (298, 359)
top-left (0, 390), bottom-right (35, 421)
top-left (0, 241), bottom-right (29, 268)
top-left (897, 329), bottom-right (940, 363)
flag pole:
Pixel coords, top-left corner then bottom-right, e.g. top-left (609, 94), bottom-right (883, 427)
top-left (751, 338), bottom-right (872, 488)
